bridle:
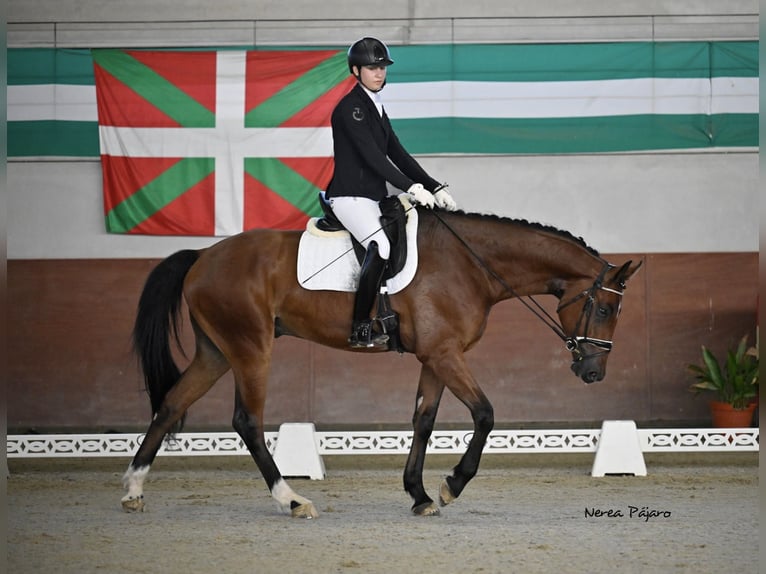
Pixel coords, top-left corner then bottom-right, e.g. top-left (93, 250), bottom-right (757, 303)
top-left (555, 262), bottom-right (624, 364)
top-left (431, 210), bottom-right (624, 365)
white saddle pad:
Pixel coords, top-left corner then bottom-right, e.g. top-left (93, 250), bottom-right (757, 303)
top-left (297, 199), bottom-right (418, 294)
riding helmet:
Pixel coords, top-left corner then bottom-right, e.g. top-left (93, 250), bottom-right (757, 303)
top-left (347, 37), bottom-right (394, 74)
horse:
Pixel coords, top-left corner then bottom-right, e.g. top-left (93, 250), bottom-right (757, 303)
top-left (122, 207), bottom-right (642, 518)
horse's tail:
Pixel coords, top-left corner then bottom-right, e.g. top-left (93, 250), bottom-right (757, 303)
top-left (132, 249), bottom-right (200, 433)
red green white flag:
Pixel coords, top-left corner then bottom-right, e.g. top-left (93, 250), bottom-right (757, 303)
top-left (93, 49), bottom-right (355, 235)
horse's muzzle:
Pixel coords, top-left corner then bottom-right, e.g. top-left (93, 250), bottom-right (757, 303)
top-left (570, 360), bottom-right (605, 384)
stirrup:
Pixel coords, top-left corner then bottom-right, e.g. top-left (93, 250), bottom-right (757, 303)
top-left (349, 320), bottom-right (389, 349)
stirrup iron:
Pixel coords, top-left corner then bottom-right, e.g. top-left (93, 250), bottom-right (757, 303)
top-left (349, 319), bottom-right (389, 349)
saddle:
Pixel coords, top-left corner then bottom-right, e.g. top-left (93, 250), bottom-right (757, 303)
top-left (315, 193), bottom-right (409, 281)
top-left (311, 193), bottom-right (412, 352)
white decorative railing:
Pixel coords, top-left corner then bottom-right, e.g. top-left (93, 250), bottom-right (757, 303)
top-left (637, 428), bottom-right (759, 451)
top-left (6, 428), bottom-right (758, 458)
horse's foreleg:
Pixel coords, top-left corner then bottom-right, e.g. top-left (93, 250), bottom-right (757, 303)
top-left (432, 358), bottom-right (494, 508)
top-left (232, 384), bottom-right (318, 519)
top-left (404, 365), bottom-right (444, 516)
top-left (122, 347), bottom-right (228, 512)
top-left (440, 392), bottom-right (494, 507)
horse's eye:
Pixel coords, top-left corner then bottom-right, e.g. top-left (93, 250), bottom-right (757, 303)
top-left (597, 306), bottom-right (610, 318)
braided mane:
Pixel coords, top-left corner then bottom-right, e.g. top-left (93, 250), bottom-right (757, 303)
top-left (445, 210), bottom-right (601, 257)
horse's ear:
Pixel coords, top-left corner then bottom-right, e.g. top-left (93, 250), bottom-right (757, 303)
top-left (612, 259), bottom-right (643, 288)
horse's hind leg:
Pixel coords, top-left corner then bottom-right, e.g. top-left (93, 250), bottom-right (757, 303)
top-left (122, 337), bottom-right (229, 512)
top-left (229, 343), bottom-right (318, 519)
top-left (232, 391), bottom-right (317, 519)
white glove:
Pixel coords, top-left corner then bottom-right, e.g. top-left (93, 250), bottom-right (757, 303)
top-left (405, 183), bottom-right (435, 209)
top-left (434, 188), bottom-right (457, 211)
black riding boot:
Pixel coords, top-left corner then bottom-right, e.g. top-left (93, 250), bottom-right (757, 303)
top-left (349, 241), bottom-right (389, 349)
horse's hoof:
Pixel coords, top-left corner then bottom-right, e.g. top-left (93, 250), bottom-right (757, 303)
top-left (121, 496), bottom-right (145, 513)
top-left (439, 480), bottom-right (456, 506)
top-left (291, 502), bottom-right (319, 519)
top-left (412, 501), bottom-right (440, 516)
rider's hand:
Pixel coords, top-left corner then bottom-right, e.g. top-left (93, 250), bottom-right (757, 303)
top-left (434, 188), bottom-right (457, 211)
top-left (405, 183), bottom-right (435, 209)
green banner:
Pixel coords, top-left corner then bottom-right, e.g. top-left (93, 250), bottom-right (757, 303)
top-left (8, 41), bottom-right (759, 158)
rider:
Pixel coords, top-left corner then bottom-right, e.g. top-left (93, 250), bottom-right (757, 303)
top-left (326, 36), bottom-right (458, 349)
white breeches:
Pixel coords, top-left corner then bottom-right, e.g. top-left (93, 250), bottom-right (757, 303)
top-left (329, 196), bottom-right (391, 260)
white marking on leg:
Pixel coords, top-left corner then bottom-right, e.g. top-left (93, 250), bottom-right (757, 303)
top-left (271, 478), bottom-right (312, 515)
top-left (416, 395), bottom-right (424, 410)
top-left (121, 464), bottom-right (150, 502)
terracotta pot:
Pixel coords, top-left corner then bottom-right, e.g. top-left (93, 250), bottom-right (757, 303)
top-left (708, 400), bottom-right (756, 428)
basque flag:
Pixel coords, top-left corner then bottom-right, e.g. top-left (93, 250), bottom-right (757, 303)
top-left (93, 49), bottom-right (355, 235)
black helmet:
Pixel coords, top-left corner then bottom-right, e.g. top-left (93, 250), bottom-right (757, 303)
top-left (347, 37), bottom-right (394, 74)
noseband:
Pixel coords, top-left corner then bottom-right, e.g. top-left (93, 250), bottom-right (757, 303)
top-left (555, 262), bottom-right (624, 364)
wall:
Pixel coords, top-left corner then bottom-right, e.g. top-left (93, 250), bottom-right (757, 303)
top-left (7, 1), bottom-right (758, 47)
top-left (8, 153), bottom-right (758, 258)
top-left (7, 1), bottom-right (759, 431)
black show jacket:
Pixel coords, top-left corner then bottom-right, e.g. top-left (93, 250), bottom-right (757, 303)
top-left (326, 83), bottom-right (440, 201)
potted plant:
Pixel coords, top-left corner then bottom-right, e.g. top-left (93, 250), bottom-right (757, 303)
top-left (688, 334), bottom-right (759, 428)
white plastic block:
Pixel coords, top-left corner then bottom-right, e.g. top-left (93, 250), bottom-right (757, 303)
top-left (272, 422), bottom-right (326, 480)
top-left (591, 420), bottom-right (647, 477)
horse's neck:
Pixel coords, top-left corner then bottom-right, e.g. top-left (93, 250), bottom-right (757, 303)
top-left (444, 216), bottom-right (603, 299)
top-left (511, 236), bottom-right (603, 296)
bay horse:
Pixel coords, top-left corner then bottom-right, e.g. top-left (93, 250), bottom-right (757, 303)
top-left (123, 207), bottom-right (641, 518)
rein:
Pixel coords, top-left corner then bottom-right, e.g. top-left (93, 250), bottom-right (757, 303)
top-left (431, 210), bottom-right (623, 363)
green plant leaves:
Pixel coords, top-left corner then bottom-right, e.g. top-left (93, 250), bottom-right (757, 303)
top-left (688, 334), bottom-right (759, 409)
